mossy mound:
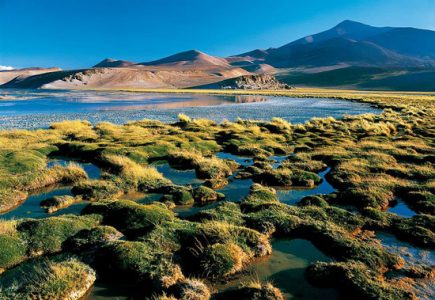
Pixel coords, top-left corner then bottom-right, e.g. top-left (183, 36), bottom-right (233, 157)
top-left (252, 168), bottom-right (321, 187)
top-left (167, 150), bottom-right (232, 180)
top-left (96, 240), bottom-right (183, 289)
top-left (0, 234), bottom-right (27, 270)
top-left (63, 225), bottom-right (123, 252)
top-left (82, 200), bottom-right (175, 236)
top-left (297, 195), bottom-right (329, 207)
top-left (191, 202), bottom-right (244, 226)
top-left (0, 258), bottom-right (96, 300)
top-left (192, 186), bottom-right (225, 203)
top-left (72, 179), bottom-right (122, 201)
top-left (199, 242), bottom-right (247, 278)
top-left (17, 215), bottom-right (101, 256)
top-left (401, 190), bottom-right (435, 215)
top-left (169, 278), bottom-right (211, 300)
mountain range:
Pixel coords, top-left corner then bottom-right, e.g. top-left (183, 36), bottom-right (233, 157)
top-left (1, 20), bottom-right (435, 91)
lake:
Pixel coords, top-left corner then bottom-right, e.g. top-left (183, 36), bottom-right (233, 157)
top-left (0, 89), bottom-right (382, 129)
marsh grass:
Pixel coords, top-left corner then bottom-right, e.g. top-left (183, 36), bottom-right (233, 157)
top-left (0, 88), bottom-right (433, 299)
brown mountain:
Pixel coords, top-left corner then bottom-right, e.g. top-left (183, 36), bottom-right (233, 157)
top-left (0, 67), bottom-right (61, 85)
top-left (2, 20), bottom-right (435, 91)
top-left (93, 58), bottom-right (135, 68)
top-left (138, 50), bottom-right (230, 68)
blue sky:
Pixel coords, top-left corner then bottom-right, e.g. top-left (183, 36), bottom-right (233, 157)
top-left (1, 0), bottom-right (434, 69)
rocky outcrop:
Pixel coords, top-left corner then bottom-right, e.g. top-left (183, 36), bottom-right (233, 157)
top-left (219, 74), bottom-right (291, 90)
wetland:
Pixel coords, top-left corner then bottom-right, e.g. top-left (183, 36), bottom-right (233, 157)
top-left (0, 88), bottom-right (433, 300)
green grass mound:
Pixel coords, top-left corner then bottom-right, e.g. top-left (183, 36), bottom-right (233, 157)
top-left (0, 258), bottom-right (96, 300)
top-left (82, 200), bottom-right (175, 236)
top-left (199, 242), bottom-right (246, 278)
top-left (17, 215), bottom-right (101, 256)
top-left (96, 240), bottom-right (183, 289)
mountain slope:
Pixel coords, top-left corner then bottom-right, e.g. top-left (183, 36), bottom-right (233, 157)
top-left (0, 68), bottom-right (61, 85)
top-left (231, 20), bottom-right (435, 69)
top-left (1, 66), bottom-right (251, 90)
top-left (367, 28), bottom-right (435, 59)
top-left (269, 37), bottom-right (431, 68)
top-left (288, 20), bottom-right (391, 46)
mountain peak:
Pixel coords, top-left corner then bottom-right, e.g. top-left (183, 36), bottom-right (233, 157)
top-left (139, 49), bottom-right (229, 67)
top-left (333, 20), bottom-right (379, 34)
top-left (336, 20), bottom-right (366, 27)
top-left (93, 58), bottom-right (134, 68)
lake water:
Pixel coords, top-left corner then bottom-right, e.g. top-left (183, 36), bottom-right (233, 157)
top-left (0, 89), bottom-right (382, 130)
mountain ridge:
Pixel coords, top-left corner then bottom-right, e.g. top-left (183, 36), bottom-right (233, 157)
top-left (2, 20), bottom-right (435, 91)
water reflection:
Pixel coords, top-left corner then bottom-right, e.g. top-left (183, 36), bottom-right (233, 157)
top-left (234, 95), bottom-right (268, 103)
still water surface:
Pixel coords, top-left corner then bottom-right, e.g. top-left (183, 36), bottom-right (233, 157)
top-left (0, 89), bottom-right (382, 129)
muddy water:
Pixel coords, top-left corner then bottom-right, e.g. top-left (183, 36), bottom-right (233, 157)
top-left (215, 239), bottom-right (339, 299)
top-left (85, 239), bottom-right (339, 300)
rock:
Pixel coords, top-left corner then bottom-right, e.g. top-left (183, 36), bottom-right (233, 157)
top-left (220, 74), bottom-right (292, 90)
